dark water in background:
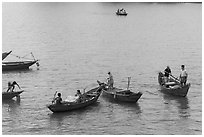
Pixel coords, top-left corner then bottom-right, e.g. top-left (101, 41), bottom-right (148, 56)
top-left (2, 2), bottom-right (202, 135)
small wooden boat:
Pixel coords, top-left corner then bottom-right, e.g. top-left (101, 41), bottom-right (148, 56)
top-left (116, 12), bottom-right (128, 16)
top-left (98, 79), bottom-right (142, 103)
top-left (47, 85), bottom-right (103, 113)
top-left (102, 88), bottom-right (142, 102)
top-left (2, 51), bottom-right (12, 60)
top-left (2, 60), bottom-right (38, 71)
top-left (2, 90), bottom-right (24, 100)
top-left (158, 72), bottom-right (190, 97)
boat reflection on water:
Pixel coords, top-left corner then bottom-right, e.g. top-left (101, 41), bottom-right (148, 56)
top-left (48, 101), bottom-right (101, 131)
top-left (162, 94), bottom-right (190, 118)
top-left (2, 97), bottom-right (21, 112)
top-left (102, 96), bottom-right (142, 114)
top-left (2, 68), bottom-right (37, 74)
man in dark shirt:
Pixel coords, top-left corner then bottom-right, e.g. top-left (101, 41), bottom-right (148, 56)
top-left (164, 66), bottom-right (171, 77)
top-left (53, 93), bottom-right (62, 105)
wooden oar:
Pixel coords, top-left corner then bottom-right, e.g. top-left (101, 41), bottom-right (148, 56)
top-left (169, 74), bottom-right (180, 83)
top-left (52, 91), bottom-right (57, 103)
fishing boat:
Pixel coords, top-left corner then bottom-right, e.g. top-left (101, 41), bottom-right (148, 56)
top-left (102, 88), bottom-right (142, 102)
top-left (2, 90), bottom-right (24, 100)
top-left (158, 72), bottom-right (190, 97)
top-left (2, 52), bottom-right (39, 71)
top-left (47, 85), bottom-right (104, 113)
top-left (2, 60), bottom-right (39, 71)
top-left (98, 78), bottom-right (142, 103)
top-left (116, 8), bottom-right (128, 16)
top-left (2, 51), bottom-right (12, 60)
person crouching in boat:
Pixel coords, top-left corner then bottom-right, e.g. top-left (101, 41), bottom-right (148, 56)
top-left (180, 65), bottom-right (188, 86)
top-left (107, 72), bottom-right (114, 89)
top-left (52, 93), bottom-right (62, 105)
top-left (6, 81), bottom-right (21, 92)
top-left (164, 66), bottom-right (171, 83)
top-left (75, 90), bottom-right (83, 103)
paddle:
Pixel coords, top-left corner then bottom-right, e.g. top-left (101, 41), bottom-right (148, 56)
top-left (169, 73), bottom-right (180, 83)
top-left (52, 91), bottom-right (57, 103)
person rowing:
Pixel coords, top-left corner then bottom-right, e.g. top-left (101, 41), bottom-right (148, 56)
top-left (75, 90), bottom-right (83, 103)
top-left (52, 92), bottom-right (62, 105)
top-left (6, 81), bottom-right (21, 92)
top-left (164, 66), bottom-right (171, 82)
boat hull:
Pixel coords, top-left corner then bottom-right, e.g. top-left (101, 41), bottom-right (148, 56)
top-left (47, 87), bottom-right (102, 113)
top-left (2, 61), bottom-right (37, 71)
top-left (116, 12), bottom-right (128, 16)
top-left (102, 88), bottom-right (142, 103)
top-left (158, 72), bottom-right (190, 97)
top-left (159, 84), bottom-right (190, 97)
top-left (2, 90), bottom-right (24, 100)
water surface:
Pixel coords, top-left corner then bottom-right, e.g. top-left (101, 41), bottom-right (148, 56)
top-left (2, 2), bottom-right (202, 135)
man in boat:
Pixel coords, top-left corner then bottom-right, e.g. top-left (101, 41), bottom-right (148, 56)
top-left (52, 93), bottom-right (62, 105)
top-left (107, 72), bottom-right (114, 89)
top-left (164, 66), bottom-right (171, 83)
top-left (6, 81), bottom-right (21, 92)
top-left (180, 65), bottom-right (188, 86)
top-left (75, 90), bottom-right (83, 103)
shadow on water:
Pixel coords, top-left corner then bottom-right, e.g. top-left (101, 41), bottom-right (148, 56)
top-left (162, 94), bottom-right (190, 118)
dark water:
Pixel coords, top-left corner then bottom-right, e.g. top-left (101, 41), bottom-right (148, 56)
top-left (2, 2), bottom-right (202, 135)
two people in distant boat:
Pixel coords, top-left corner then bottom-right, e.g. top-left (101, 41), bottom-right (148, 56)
top-left (117, 8), bottom-right (126, 13)
top-left (6, 81), bottom-right (21, 92)
top-left (163, 65), bottom-right (188, 86)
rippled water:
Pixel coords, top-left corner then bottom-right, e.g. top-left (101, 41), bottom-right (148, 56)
top-left (2, 2), bottom-right (202, 135)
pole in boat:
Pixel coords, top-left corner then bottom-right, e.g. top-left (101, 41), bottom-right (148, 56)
top-left (127, 77), bottom-right (131, 90)
top-left (52, 91), bottom-right (57, 103)
top-left (83, 87), bottom-right (87, 94)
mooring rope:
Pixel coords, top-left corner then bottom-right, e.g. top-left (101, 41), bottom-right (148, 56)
top-left (9, 52), bottom-right (35, 60)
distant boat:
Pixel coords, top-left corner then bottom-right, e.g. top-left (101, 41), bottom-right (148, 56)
top-left (116, 8), bottom-right (128, 16)
top-left (2, 52), bottom-right (39, 71)
top-left (2, 51), bottom-right (12, 60)
top-left (47, 85), bottom-right (103, 113)
top-left (97, 79), bottom-right (142, 103)
top-left (158, 72), bottom-right (190, 97)
top-left (2, 90), bottom-right (24, 100)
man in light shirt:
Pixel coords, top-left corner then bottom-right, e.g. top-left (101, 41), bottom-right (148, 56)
top-left (107, 72), bottom-right (114, 89)
top-left (180, 65), bottom-right (188, 86)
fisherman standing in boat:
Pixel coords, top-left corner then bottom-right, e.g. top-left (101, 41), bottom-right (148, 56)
top-left (6, 81), bottom-right (21, 92)
top-left (180, 65), bottom-right (188, 86)
top-left (164, 66), bottom-right (171, 82)
top-left (52, 93), bottom-right (62, 105)
top-left (107, 72), bottom-right (114, 89)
